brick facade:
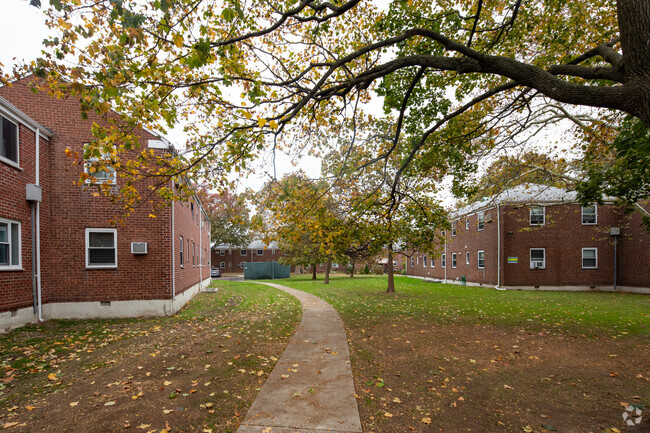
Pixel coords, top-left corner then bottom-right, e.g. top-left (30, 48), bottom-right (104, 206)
top-left (406, 187), bottom-right (650, 291)
top-left (211, 242), bottom-right (285, 273)
top-left (1, 78), bottom-right (210, 332)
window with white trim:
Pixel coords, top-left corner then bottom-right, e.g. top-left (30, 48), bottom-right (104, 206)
top-left (466, 251), bottom-right (469, 265)
top-left (228, 262), bottom-right (232, 267)
top-left (187, 240), bottom-right (190, 264)
top-left (0, 218), bottom-right (20, 269)
top-left (240, 249), bottom-right (247, 256)
top-left (582, 205), bottom-right (597, 225)
top-left (416, 256), bottom-right (419, 265)
top-left (441, 254), bottom-right (446, 268)
top-left (477, 250), bottom-right (485, 269)
top-left (530, 206), bottom-right (545, 225)
top-left (86, 228), bottom-right (117, 268)
top-left (220, 250), bottom-right (225, 256)
top-left (452, 253), bottom-right (457, 268)
top-left (179, 236), bottom-right (184, 267)
top-left (465, 218), bottom-right (469, 230)
top-left (410, 257), bottom-right (414, 267)
top-left (423, 255), bottom-right (427, 267)
top-left (83, 144), bottom-right (116, 185)
top-left (192, 242), bottom-right (196, 266)
top-left (530, 248), bottom-right (545, 269)
top-left (220, 261), bottom-right (225, 268)
top-left (257, 249), bottom-right (264, 256)
top-left (582, 248), bottom-right (598, 269)
top-left (451, 221), bottom-right (457, 236)
top-left (0, 116), bottom-right (19, 166)
top-left (431, 257), bottom-right (435, 267)
top-left (272, 249), bottom-right (276, 254)
top-left (477, 212), bottom-right (484, 231)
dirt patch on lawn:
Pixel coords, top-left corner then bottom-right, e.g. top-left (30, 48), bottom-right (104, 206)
top-left (0, 296), bottom-right (300, 432)
top-left (348, 319), bottom-right (650, 433)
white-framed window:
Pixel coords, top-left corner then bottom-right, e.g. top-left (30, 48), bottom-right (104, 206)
top-left (410, 257), bottom-right (414, 267)
top-left (85, 228), bottom-right (117, 268)
top-left (179, 236), bottom-right (184, 267)
top-left (220, 250), bottom-right (225, 256)
top-left (240, 249), bottom-right (247, 256)
top-left (239, 262), bottom-right (244, 268)
top-left (228, 262), bottom-right (232, 267)
top-left (83, 144), bottom-right (116, 185)
top-left (229, 250), bottom-right (232, 255)
top-left (191, 201), bottom-right (194, 219)
top-left (257, 249), bottom-right (264, 256)
top-left (441, 253), bottom-right (446, 268)
top-left (431, 257), bottom-right (435, 267)
top-left (477, 250), bottom-right (485, 269)
top-left (465, 251), bottom-right (469, 265)
top-left (0, 218), bottom-right (21, 269)
top-left (582, 205), bottom-right (597, 225)
top-left (416, 255), bottom-right (419, 265)
top-left (192, 242), bottom-right (196, 266)
top-left (530, 206), bottom-right (545, 225)
top-left (582, 248), bottom-right (598, 269)
top-left (423, 255), bottom-right (427, 267)
top-left (451, 221), bottom-right (457, 237)
top-left (272, 249), bottom-right (276, 254)
top-left (0, 115), bottom-right (19, 167)
top-left (530, 248), bottom-right (545, 269)
top-left (477, 212), bottom-right (484, 231)
top-left (465, 218), bottom-right (469, 230)
top-left (452, 253), bottom-right (457, 268)
top-left (187, 240), bottom-right (190, 264)
top-left (220, 261), bottom-right (225, 268)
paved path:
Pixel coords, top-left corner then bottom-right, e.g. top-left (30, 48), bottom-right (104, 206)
top-left (236, 282), bottom-right (362, 433)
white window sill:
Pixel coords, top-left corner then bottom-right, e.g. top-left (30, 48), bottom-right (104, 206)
top-left (0, 267), bottom-right (24, 271)
top-left (86, 265), bottom-right (117, 270)
top-left (0, 156), bottom-right (21, 170)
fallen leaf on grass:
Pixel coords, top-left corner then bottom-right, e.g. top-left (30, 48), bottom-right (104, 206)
top-left (541, 424), bottom-right (557, 431)
top-left (47, 373), bottom-right (58, 381)
top-left (69, 401), bottom-right (79, 407)
top-left (392, 397), bottom-right (401, 403)
top-left (137, 424), bottom-right (151, 430)
top-left (504, 384), bottom-right (514, 390)
top-left (24, 406), bottom-right (35, 411)
top-left (104, 401), bottom-right (116, 406)
top-left (163, 381), bottom-right (172, 386)
top-left (522, 426), bottom-right (533, 433)
top-left (421, 417), bottom-right (431, 424)
top-left (384, 412), bottom-right (393, 418)
top-left (3, 422), bottom-right (19, 429)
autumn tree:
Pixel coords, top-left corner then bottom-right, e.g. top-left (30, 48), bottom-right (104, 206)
top-left (11, 0), bottom-right (649, 222)
top-left (196, 187), bottom-right (253, 247)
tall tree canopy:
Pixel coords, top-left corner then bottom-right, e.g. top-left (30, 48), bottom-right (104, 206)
top-left (10, 0), bottom-right (649, 211)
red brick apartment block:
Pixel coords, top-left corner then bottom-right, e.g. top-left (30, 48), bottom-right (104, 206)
top-left (406, 184), bottom-right (650, 293)
top-left (1, 77), bottom-right (211, 332)
top-left (211, 240), bottom-right (286, 272)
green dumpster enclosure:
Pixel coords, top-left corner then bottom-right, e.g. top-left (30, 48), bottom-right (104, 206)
top-left (243, 262), bottom-right (290, 280)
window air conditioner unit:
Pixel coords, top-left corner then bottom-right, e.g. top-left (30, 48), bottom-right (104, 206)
top-left (485, 213), bottom-right (493, 222)
top-left (131, 242), bottom-right (148, 254)
top-left (532, 262), bottom-right (544, 269)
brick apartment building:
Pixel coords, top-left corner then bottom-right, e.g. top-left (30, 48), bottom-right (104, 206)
top-left (406, 184), bottom-right (650, 292)
top-left (211, 240), bottom-right (285, 272)
top-left (0, 78), bottom-right (211, 332)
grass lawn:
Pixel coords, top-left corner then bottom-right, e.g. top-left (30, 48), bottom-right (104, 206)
top-left (0, 281), bottom-right (300, 432)
top-left (279, 275), bottom-right (650, 433)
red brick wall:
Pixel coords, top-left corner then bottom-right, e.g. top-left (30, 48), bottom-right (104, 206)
top-left (0, 78), bottom-right (213, 305)
top-left (174, 198), bottom-right (210, 295)
top-left (211, 247), bottom-right (284, 272)
top-left (404, 203), bottom-right (649, 289)
top-left (0, 122), bottom-right (50, 313)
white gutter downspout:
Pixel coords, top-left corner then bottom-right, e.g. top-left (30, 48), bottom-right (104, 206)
top-left (198, 206), bottom-right (202, 292)
top-left (35, 129), bottom-right (43, 321)
top-left (170, 183), bottom-right (175, 315)
top-left (444, 235), bottom-right (447, 283)
top-left (496, 204), bottom-right (505, 291)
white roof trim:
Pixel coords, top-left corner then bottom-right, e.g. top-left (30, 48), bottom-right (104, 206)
top-left (0, 95), bottom-right (53, 139)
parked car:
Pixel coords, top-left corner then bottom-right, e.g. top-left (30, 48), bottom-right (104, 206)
top-left (211, 267), bottom-right (221, 278)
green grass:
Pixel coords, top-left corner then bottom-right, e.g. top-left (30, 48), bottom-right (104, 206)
top-left (275, 275), bottom-right (650, 336)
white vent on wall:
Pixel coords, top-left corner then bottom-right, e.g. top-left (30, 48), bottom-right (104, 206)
top-left (485, 213), bottom-right (493, 222)
top-left (131, 242), bottom-right (148, 254)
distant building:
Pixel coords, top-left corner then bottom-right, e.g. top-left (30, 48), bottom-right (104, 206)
top-left (1, 77), bottom-right (211, 333)
top-left (211, 240), bottom-right (285, 272)
top-left (406, 184), bottom-right (650, 292)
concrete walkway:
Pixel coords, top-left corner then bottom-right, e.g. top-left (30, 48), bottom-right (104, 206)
top-left (236, 282), bottom-right (362, 433)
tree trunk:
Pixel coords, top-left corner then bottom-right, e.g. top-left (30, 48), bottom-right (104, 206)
top-left (312, 263), bottom-right (317, 280)
top-left (618, 0), bottom-right (650, 125)
top-left (324, 257), bottom-right (332, 284)
top-left (386, 247), bottom-right (395, 293)
top-left (350, 261), bottom-right (355, 278)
